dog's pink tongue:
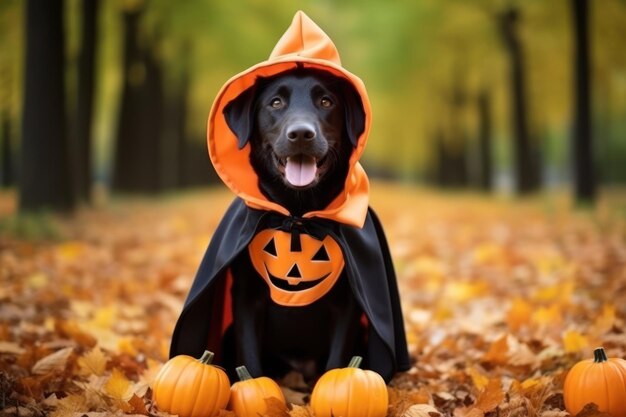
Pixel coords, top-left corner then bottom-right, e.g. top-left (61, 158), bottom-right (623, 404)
top-left (285, 155), bottom-right (317, 187)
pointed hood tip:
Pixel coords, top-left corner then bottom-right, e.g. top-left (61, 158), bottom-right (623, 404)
top-left (270, 10), bottom-right (341, 65)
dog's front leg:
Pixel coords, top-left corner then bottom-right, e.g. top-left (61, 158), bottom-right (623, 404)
top-left (233, 297), bottom-right (264, 376)
top-left (325, 293), bottom-right (360, 370)
top-left (231, 255), bottom-right (266, 377)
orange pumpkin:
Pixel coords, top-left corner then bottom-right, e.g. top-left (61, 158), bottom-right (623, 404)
top-left (152, 350), bottom-right (230, 417)
top-left (248, 229), bottom-right (345, 306)
top-left (311, 356), bottom-right (388, 417)
top-left (563, 347), bottom-right (626, 416)
top-left (228, 366), bottom-right (286, 417)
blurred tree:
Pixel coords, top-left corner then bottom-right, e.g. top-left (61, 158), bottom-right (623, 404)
top-left (172, 49), bottom-right (191, 188)
top-left (477, 89), bottom-right (493, 191)
top-left (20, 0), bottom-right (74, 211)
top-left (75, 0), bottom-right (100, 202)
top-left (112, 6), bottom-right (164, 193)
top-left (571, 0), bottom-right (595, 203)
top-left (498, 7), bottom-right (538, 195)
top-left (1, 63), bottom-right (14, 188)
top-left (447, 67), bottom-right (470, 187)
top-left (592, 0), bottom-right (626, 184)
top-left (1, 110), bottom-right (13, 188)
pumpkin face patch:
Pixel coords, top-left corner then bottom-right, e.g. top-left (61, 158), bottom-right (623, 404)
top-left (248, 229), bottom-right (344, 306)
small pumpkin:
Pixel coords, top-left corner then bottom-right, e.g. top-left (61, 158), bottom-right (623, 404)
top-left (563, 347), bottom-right (626, 417)
top-left (228, 366), bottom-right (286, 417)
top-left (152, 350), bottom-right (230, 417)
top-left (311, 356), bottom-right (388, 417)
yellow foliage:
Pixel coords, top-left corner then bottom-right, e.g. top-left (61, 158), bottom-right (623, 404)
top-left (444, 281), bottom-right (489, 302)
top-left (104, 368), bottom-right (134, 402)
top-left (468, 366), bottom-right (489, 391)
top-left (562, 329), bottom-right (589, 353)
top-left (507, 298), bottom-right (533, 331)
top-left (531, 305), bottom-right (562, 328)
top-left (78, 347), bottom-right (107, 376)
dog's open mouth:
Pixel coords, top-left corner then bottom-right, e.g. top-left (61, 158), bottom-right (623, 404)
top-left (276, 154), bottom-right (328, 188)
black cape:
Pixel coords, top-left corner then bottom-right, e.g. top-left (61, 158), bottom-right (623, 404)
top-left (169, 198), bottom-right (410, 382)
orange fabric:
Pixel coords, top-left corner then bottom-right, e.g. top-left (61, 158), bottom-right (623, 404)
top-left (207, 11), bottom-right (372, 228)
top-left (248, 229), bottom-right (345, 306)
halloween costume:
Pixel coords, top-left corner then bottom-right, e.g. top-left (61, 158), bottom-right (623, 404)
top-left (169, 11), bottom-right (410, 382)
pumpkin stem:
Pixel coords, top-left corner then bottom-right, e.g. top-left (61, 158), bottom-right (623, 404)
top-left (236, 366), bottom-right (253, 381)
top-left (198, 350), bottom-right (215, 365)
top-left (347, 356), bottom-right (363, 368)
top-left (593, 347), bottom-right (608, 363)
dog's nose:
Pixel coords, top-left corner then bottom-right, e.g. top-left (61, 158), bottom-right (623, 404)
top-left (286, 123), bottom-right (316, 142)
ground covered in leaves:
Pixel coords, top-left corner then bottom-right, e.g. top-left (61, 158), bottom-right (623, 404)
top-left (1, 184), bottom-right (625, 417)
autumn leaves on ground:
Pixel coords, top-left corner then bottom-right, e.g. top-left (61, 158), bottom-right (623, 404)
top-left (1, 184), bottom-right (625, 417)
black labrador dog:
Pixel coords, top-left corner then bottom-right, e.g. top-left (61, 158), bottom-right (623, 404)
top-left (223, 67), bottom-right (366, 380)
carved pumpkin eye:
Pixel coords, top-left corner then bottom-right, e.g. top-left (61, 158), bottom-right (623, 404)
top-left (312, 245), bottom-right (330, 261)
top-left (263, 238), bottom-right (278, 257)
top-left (248, 229), bottom-right (346, 306)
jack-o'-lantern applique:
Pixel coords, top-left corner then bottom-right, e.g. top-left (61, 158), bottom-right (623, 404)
top-left (248, 229), bottom-right (345, 306)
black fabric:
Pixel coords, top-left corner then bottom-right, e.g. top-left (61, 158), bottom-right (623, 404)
top-left (169, 198), bottom-right (410, 382)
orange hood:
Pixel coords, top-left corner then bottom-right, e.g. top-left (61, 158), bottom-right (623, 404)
top-left (207, 11), bottom-right (372, 228)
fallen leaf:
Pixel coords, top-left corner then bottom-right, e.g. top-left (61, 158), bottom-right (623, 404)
top-left (50, 394), bottom-right (89, 417)
top-left (453, 407), bottom-right (484, 417)
top-left (104, 368), bottom-right (134, 402)
top-left (474, 378), bottom-right (505, 412)
top-left (403, 404), bottom-right (443, 417)
top-left (563, 329), bottom-right (589, 353)
top-left (78, 346), bottom-right (107, 376)
top-left (507, 298), bottom-right (533, 331)
top-left (0, 341), bottom-right (26, 355)
top-left (55, 320), bottom-right (97, 348)
top-left (31, 347), bottom-right (73, 375)
top-left (541, 410), bottom-right (569, 417)
top-left (264, 397), bottom-right (290, 417)
top-left (532, 305), bottom-right (562, 328)
top-left (289, 404), bottom-right (313, 417)
top-left (482, 334), bottom-right (509, 365)
top-left (592, 304), bottom-right (616, 335)
top-left (0, 406), bottom-right (35, 417)
top-left (128, 394), bottom-right (149, 415)
top-left (467, 366), bottom-right (489, 391)
top-left (573, 403), bottom-right (614, 417)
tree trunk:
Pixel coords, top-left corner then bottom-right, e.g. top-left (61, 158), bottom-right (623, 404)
top-left (571, 0), bottom-right (595, 203)
top-left (477, 89), bottom-right (493, 191)
top-left (447, 71), bottom-right (468, 188)
top-left (75, 0), bottom-right (100, 202)
top-left (113, 9), bottom-right (164, 193)
top-left (435, 129), bottom-right (448, 187)
top-left (113, 9), bottom-right (142, 193)
top-left (175, 56), bottom-right (190, 188)
top-left (1, 111), bottom-right (13, 187)
top-left (498, 8), bottom-right (537, 195)
top-left (20, 0), bottom-right (74, 211)
top-left (143, 45), bottom-right (165, 192)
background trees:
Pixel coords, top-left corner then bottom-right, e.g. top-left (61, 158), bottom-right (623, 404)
top-left (19, 0), bottom-right (74, 212)
top-left (1, 0), bottom-right (625, 211)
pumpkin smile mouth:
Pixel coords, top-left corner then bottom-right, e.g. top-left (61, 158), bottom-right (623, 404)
top-left (265, 265), bottom-right (330, 291)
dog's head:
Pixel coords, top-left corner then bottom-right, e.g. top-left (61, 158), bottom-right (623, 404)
top-left (223, 68), bottom-right (365, 213)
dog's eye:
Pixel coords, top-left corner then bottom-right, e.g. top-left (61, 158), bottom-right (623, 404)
top-left (320, 97), bottom-right (333, 108)
top-left (270, 98), bottom-right (283, 109)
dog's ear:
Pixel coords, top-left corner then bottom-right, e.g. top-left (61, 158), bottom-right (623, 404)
top-left (223, 85), bottom-right (257, 149)
top-left (342, 82), bottom-right (366, 147)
